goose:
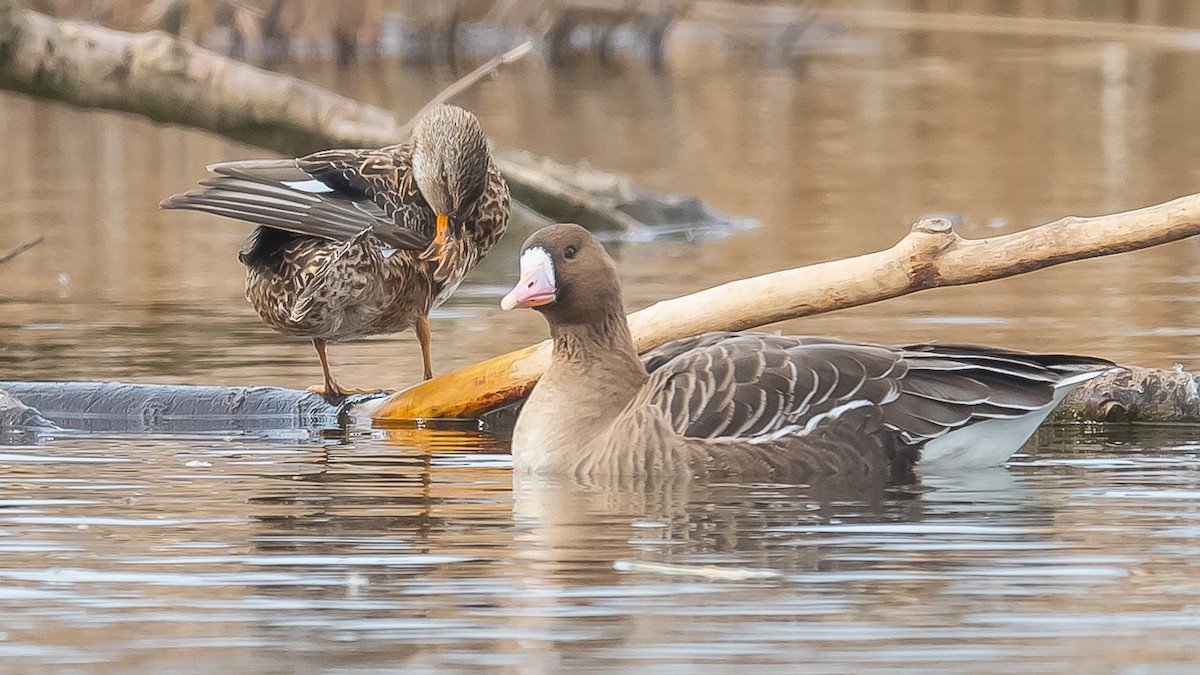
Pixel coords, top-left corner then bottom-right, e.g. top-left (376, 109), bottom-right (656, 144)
top-left (162, 104), bottom-right (510, 400)
top-left (500, 223), bottom-right (1115, 481)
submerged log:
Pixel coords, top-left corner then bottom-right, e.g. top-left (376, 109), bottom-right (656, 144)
top-left (0, 386), bottom-right (61, 443)
top-left (366, 191), bottom-right (1200, 422)
top-left (0, 381), bottom-right (350, 435)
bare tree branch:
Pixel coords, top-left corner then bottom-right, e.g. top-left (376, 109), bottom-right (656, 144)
top-left (398, 40), bottom-right (534, 138)
top-left (0, 235), bottom-right (44, 266)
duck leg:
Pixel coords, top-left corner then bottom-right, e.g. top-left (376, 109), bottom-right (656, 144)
top-left (308, 337), bottom-right (345, 401)
top-left (307, 337), bottom-right (383, 401)
top-left (415, 315), bottom-right (434, 380)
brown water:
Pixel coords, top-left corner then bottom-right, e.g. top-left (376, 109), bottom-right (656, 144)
top-left (4, 14), bottom-right (1200, 672)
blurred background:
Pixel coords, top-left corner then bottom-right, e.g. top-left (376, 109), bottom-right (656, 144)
top-left (4, 0), bottom-right (1200, 391)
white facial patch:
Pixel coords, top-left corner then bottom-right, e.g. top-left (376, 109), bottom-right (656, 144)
top-left (521, 246), bottom-right (556, 288)
top-left (282, 178), bottom-right (335, 193)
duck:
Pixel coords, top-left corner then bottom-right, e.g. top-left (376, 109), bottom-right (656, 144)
top-left (499, 223), bottom-right (1116, 481)
top-left (162, 104), bottom-right (510, 400)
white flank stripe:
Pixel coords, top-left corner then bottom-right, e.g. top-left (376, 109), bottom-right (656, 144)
top-left (1052, 367), bottom-right (1119, 389)
top-left (726, 398), bottom-right (874, 445)
top-left (801, 399), bottom-right (873, 435)
top-left (282, 179), bottom-right (335, 193)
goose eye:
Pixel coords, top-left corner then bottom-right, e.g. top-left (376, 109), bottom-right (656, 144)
top-left (564, 245), bottom-right (577, 260)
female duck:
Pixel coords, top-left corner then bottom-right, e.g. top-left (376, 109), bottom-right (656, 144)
top-left (163, 104), bottom-right (510, 399)
top-left (501, 224), bottom-right (1114, 481)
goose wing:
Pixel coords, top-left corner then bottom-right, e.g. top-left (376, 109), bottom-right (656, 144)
top-left (160, 147), bottom-right (434, 251)
top-left (641, 333), bottom-right (904, 442)
top-left (640, 333), bottom-right (1113, 446)
top-left (887, 343), bottom-right (1113, 443)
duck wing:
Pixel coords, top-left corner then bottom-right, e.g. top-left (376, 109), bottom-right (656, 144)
top-left (160, 147), bottom-right (434, 251)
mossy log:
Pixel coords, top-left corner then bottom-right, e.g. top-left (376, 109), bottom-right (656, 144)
top-left (1052, 367), bottom-right (1200, 424)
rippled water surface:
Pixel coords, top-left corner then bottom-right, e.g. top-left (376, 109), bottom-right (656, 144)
top-left (5, 5), bottom-right (1200, 671)
top-left (2, 428), bottom-right (1200, 671)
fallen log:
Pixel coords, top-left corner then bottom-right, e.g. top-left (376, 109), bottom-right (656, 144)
top-left (0, 386), bottom-right (61, 444)
top-left (1056, 366), bottom-right (1200, 424)
top-left (0, 2), bottom-right (743, 234)
top-left (364, 191), bottom-right (1200, 422)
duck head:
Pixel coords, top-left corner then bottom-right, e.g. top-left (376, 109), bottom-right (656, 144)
top-left (410, 104), bottom-right (491, 244)
top-left (500, 223), bottom-right (624, 326)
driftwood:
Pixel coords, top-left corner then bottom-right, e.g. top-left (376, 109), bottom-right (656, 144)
top-left (0, 2), bottom-right (734, 233)
top-left (365, 192), bottom-right (1200, 422)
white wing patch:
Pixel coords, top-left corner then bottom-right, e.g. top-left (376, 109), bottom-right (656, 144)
top-left (283, 179), bottom-right (335, 193)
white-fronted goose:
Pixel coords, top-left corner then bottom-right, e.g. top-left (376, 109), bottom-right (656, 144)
top-left (162, 104), bottom-right (510, 400)
top-left (500, 224), bottom-right (1116, 481)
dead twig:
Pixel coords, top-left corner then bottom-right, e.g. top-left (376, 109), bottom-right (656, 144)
top-left (0, 235), bottom-right (44, 266)
top-left (397, 40), bottom-right (535, 138)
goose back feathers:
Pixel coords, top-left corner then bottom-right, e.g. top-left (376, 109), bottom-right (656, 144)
top-left (502, 224), bottom-right (1115, 482)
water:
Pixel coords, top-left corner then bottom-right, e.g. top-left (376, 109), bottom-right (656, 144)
top-left (4, 9), bottom-right (1200, 671)
top-left (1, 429), bottom-right (1200, 671)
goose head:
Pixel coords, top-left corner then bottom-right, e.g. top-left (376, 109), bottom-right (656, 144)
top-left (500, 223), bottom-right (624, 326)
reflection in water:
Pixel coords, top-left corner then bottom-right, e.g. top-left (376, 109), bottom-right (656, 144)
top-left (2, 429), bottom-right (1200, 669)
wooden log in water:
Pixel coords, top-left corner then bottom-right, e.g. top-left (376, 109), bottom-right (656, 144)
top-left (0, 381), bottom-right (349, 435)
top-left (0, 4), bottom-right (734, 234)
top-left (1054, 366), bottom-right (1200, 424)
top-left (365, 191), bottom-right (1200, 423)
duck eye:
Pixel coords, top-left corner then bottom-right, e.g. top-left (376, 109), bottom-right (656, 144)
top-left (564, 245), bottom-right (577, 260)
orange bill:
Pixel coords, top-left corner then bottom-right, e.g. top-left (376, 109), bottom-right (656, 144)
top-left (435, 214), bottom-right (449, 246)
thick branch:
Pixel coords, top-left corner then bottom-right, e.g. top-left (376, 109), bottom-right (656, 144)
top-left (365, 191), bottom-right (1200, 421)
top-left (0, 7), bottom-right (653, 231)
top-left (0, 7), bottom-right (394, 150)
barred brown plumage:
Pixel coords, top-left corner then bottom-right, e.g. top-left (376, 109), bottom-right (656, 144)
top-left (161, 105), bottom-right (510, 400)
top-left (503, 224), bottom-right (1117, 482)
